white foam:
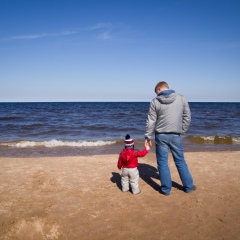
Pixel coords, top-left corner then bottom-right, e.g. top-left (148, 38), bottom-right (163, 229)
top-left (1, 139), bottom-right (116, 148)
top-left (43, 139), bottom-right (116, 147)
top-left (232, 137), bottom-right (240, 143)
top-left (202, 136), bottom-right (215, 141)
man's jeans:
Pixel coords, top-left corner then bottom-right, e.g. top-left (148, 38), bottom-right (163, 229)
top-left (155, 133), bottom-right (194, 195)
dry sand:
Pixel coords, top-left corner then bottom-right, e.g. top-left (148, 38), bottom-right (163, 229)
top-left (0, 151), bottom-right (240, 240)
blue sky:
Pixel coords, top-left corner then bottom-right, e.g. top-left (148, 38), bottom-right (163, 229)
top-left (0, 0), bottom-right (240, 102)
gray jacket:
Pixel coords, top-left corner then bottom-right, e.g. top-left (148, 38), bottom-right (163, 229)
top-left (145, 90), bottom-right (191, 140)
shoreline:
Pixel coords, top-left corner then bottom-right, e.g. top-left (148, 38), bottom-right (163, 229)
top-left (1, 143), bottom-right (240, 158)
top-left (1, 151), bottom-right (240, 239)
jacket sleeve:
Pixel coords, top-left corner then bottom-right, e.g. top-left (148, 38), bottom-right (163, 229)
top-left (135, 148), bottom-right (148, 158)
top-left (144, 99), bottom-right (157, 140)
top-left (117, 153), bottom-right (123, 169)
top-left (182, 97), bottom-right (191, 133)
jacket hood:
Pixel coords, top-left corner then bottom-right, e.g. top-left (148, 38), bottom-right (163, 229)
top-left (156, 90), bottom-right (177, 104)
top-left (121, 149), bottom-right (134, 161)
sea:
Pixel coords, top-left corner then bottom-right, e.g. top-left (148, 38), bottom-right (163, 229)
top-left (0, 102), bottom-right (240, 157)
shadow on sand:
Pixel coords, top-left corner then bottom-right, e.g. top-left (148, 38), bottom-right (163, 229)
top-left (111, 163), bottom-right (184, 192)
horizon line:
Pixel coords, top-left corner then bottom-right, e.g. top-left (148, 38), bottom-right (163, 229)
top-left (1, 101), bottom-right (239, 103)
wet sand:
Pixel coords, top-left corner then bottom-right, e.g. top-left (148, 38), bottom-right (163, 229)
top-left (0, 151), bottom-right (240, 240)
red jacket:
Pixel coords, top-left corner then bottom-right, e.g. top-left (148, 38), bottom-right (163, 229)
top-left (117, 148), bottom-right (148, 169)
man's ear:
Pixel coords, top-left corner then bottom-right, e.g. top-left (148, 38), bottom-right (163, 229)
top-left (156, 87), bottom-right (161, 94)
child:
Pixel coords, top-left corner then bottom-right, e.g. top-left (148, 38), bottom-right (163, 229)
top-left (117, 134), bottom-right (150, 194)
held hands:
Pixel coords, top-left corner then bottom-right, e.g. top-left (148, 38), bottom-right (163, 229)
top-left (145, 139), bottom-right (152, 150)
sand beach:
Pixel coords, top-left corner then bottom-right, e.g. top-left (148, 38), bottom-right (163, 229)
top-left (0, 151), bottom-right (240, 240)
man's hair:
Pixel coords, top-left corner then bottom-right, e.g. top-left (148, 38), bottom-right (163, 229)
top-left (154, 81), bottom-right (169, 93)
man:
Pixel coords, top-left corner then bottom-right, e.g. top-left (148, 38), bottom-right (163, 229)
top-left (145, 81), bottom-right (195, 195)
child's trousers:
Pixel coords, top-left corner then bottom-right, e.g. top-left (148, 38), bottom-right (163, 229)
top-left (121, 167), bottom-right (140, 194)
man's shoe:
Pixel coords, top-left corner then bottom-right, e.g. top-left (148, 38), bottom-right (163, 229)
top-left (159, 189), bottom-right (170, 196)
top-left (185, 185), bottom-right (196, 193)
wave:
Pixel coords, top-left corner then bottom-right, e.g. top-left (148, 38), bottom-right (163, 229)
top-left (186, 135), bottom-right (240, 144)
top-left (0, 139), bottom-right (116, 148)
